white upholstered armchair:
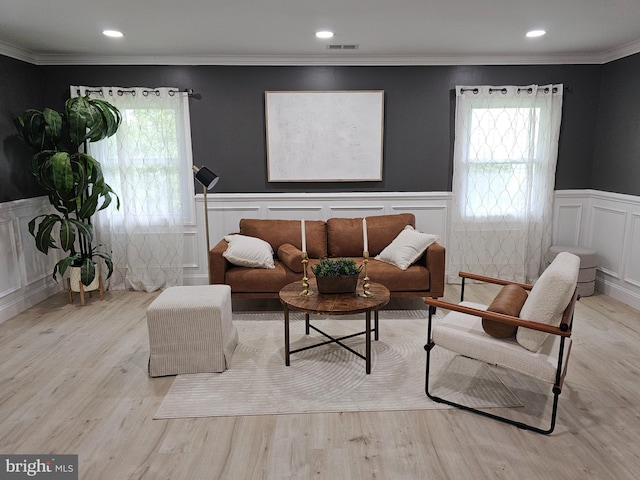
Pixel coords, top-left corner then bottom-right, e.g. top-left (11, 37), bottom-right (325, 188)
top-left (424, 252), bottom-right (581, 434)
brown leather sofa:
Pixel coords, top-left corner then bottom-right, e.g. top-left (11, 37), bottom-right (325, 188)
top-left (210, 213), bottom-right (445, 300)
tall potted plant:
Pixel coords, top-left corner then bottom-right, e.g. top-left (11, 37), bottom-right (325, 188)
top-left (14, 96), bottom-right (121, 288)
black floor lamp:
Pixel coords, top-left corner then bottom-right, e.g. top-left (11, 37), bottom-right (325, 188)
top-left (193, 165), bottom-right (219, 282)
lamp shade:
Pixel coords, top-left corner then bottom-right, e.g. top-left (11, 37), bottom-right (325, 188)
top-left (192, 165), bottom-right (219, 190)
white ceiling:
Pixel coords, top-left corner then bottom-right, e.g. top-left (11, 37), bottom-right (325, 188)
top-left (2, 0), bottom-right (640, 65)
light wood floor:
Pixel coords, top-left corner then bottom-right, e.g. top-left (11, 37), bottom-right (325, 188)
top-left (1, 284), bottom-right (639, 480)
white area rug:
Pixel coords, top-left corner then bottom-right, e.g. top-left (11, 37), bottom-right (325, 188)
top-left (154, 310), bottom-right (522, 419)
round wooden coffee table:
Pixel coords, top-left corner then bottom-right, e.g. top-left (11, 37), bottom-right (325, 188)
top-left (279, 280), bottom-right (390, 374)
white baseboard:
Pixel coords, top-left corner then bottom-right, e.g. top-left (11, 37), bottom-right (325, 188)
top-left (0, 281), bottom-right (63, 324)
top-left (597, 277), bottom-right (640, 311)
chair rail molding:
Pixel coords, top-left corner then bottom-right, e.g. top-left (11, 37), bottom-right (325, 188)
top-left (553, 189), bottom-right (640, 310)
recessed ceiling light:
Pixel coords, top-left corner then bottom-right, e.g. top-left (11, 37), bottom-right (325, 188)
top-left (103, 30), bottom-right (124, 38)
top-left (315, 31), bottom-right (334, 39)
top-left (526, 30), bottom-right (546, 38)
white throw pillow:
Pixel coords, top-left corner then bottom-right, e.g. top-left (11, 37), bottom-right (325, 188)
top-left (516, 252), bottom-right (580, 352)
top-left (223, 234), bottom-right (275, 269)
top-left (375, 226), bottom-right (439, 270)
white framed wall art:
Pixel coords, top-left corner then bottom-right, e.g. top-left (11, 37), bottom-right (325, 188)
top-left (265, 90), bottom-right (384, 182)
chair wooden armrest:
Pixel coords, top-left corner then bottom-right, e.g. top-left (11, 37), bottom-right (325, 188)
top-left (459, 271), bottom-right (533, 291)
top-left (424, 295), bottom-right (575, 337)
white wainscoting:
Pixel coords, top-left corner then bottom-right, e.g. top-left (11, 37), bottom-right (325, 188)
top-left (0, 197), bottom-right (62, 324)
top-left (187, 192), bottom-right (452, 285)
top-left (4, 189), bottom-right (640, 322)
top-left (553, 189), bottom-right (640, 310)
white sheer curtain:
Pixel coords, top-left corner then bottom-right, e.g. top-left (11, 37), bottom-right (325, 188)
top-left (72, 86), bottom-right (194, 292)
top-left (449, 85), bottom-right (564, 284)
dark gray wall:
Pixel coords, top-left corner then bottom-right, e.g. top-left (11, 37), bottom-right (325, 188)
top-left (0, 56), bottom-right (627, 201)
top-left (0, 55), bottom-right (45, 202)
top-left (593, 53), bottom-right (640, 196)
top-left (37, 63), bottom-right (601, 194)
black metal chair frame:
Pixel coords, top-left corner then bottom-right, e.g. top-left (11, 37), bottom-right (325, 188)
top-left (424, 272), bottom-right (577, 435)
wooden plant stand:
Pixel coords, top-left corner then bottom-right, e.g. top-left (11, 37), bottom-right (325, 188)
top-left (68, 275), bottom-right (104, 306)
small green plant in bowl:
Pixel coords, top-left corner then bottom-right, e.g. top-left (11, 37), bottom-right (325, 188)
top-left (312, 258), bottom-right (362, 294)
top-left (312, 258), bottom-right (362, 277)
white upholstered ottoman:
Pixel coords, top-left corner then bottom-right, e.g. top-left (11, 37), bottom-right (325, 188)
top-left (147, 285), bottom-right (238, 377)
top-left (548, 245), bottom-right (598, 297)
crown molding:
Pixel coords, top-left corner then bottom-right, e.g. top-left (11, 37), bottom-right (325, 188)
top-left (601, 38), bottom-right (640, 64)
top-left (2, 45), bottom-right (639, 67)
top-left (0, 40), bottom-right (38, 64)
top-left (27, 52), bottom-right (611, 66)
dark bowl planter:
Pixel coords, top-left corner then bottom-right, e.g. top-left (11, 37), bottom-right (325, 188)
top-left (315, 273), bottom-right (360, 294)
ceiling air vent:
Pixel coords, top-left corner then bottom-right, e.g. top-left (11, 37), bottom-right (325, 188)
top-left (327, 44), bottom-right (359, 50)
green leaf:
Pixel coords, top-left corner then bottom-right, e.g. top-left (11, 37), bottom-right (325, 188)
top-left (58, 218), bottom-right (76, 252)
top-left (42, 108), bottom-right (62, 143)
top-left (68, 219), bottom-right (93, 244)
top-left (69, 158), bottom-right (87, 195)
top-left (50, 152), bottom-right (74, 194)
top-left (28, 215), bottom-right (45, 237)
top-left (15, 110), bottom-right (45, 150)
top-left (66, 97), bottom-right (90, 148)
top-left (53, 255), bottom-right (81, 282)
top-left (66, 96), bottom-right (121, 146)
top-left (99, 192), bottom-right (113, 211)
top-left (34, 215), bottom-right (61, 254)
top-left (93, 179), bottom-right (118, 212)
top-left (30, 151), bottom-right (55, 179)
top-left (88, 158), bottom-right (103, 183)
top-left (90, 98), bottom-right (122, 139)
top-left (103, 256), bottom-right (114, 279)
top-left (80, 257), bottom-right (96, 286)
top-left (311, 258), bottom-right (361, 277)
top-left (84, 104), bottom-right (107, 143)
top-left (78, 190), bottom-right (99, 219)
top-left (49, 194), bottom-right (71, 215)
top-left (91, 249), bottom-right (114, 280)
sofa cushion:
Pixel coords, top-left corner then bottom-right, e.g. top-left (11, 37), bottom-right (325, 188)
top-left (223, 234), bottom-right (275, 269)
top-left (482, 284), bottom-right (529, 338)
top-left (240, 219), bottom-right (328, 259)
top-left (327, 213), bottom-right (415, 257)
top-left (375, 225), bottom-right (439, 270)
top-left (309, 256), bottom-right (429, 292)
top-left (277, 243), bottom-right (304, 273)
top-left (516, 252), bottom-right (580, 352)
top-left (362, 258), bottom-right (430, 292)
top-left (225, 261), bottom-right (300, 293)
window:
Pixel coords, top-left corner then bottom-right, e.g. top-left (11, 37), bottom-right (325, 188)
top-left (461, 103), bottom-right (544, 219)
top-left (449, 85), bottom-right (564, 283)
top-left (101, 104), bottom-right (194, 223)
top-left (73, 86), bottom-right (193, 292)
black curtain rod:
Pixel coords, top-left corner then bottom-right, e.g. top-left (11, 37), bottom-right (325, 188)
top-left (76, 88), bottom-right (196, 97)
top-left (460, 86), bottom-right (570, 95)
